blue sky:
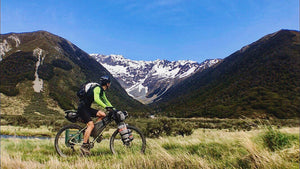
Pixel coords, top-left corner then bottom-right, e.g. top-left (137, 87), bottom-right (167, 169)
top-left (1, 0), bottom-right (299, 63)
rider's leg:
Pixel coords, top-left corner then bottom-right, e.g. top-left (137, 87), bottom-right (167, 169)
top-left (96, 110), bottom-right (106, 122)
top-left (83, 121), bottom-right (94, 143)
top-left (81, 120), bottom-right (94, 155)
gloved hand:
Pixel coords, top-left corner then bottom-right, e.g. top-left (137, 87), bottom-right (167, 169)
top-left (105, 107), bottom-right (114, 112)
top-left (105, 107), bottom-right (118, 112)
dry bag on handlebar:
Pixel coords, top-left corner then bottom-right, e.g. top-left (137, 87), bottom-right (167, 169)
top-left (116, 111), bottom-right (128, 122)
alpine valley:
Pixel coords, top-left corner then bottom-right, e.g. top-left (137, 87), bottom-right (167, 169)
top-left (91, 54), bottom-right (221, 104)
top-left (0, 29), bottom-right (299, 120)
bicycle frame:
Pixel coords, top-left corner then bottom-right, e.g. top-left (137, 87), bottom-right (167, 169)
top-left (67, 111), bottom-right (115, 146)
top-left (56, 110), bottom-right (146, 157)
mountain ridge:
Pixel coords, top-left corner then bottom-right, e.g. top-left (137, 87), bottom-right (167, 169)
top-left (0, 30), bottom-right (150, 117)
top-left (1, 29), bottom-right (298, 119)
top-left (91, 54), bottom-right (222, 103)
top-left (153, 29), bottom-right (300, 118)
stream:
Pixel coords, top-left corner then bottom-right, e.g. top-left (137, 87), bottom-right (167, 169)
top-left (1, 135), bottom-right (52, 140)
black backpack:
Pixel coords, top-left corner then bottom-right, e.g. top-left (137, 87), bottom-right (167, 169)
top-left (77, 82), bottom-right (100, 99)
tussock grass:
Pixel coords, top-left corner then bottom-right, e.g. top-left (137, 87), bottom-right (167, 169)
top-left (0, 93), bottom-right (29, 115)
top-left (1, 125), bottom-right (55, 137)
top-left (1, 127), bottom-right (299, 169)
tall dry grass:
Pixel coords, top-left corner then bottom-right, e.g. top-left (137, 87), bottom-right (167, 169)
top-left (0, 93), bottom-right (29, 115)
top-left (1, 125), bottom-right (54, 137)
top-left (1, 127), bottom-right (299, 169)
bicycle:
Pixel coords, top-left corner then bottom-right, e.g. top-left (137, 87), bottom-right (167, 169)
top-left (54, 108), bottom-right (146, 157)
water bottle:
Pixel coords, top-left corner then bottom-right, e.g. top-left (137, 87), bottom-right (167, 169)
top-left (118, 122), bottom-right (133, 143)
top-left (127, 129), bottom-right (133, 141)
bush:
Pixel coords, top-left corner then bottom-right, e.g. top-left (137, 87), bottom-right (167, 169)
top-left (38, 63), bottom-right (54, 80)
top-left (3, 115), bottom-right (29, 126)
top-left (0, 86), bottom-right (19, 96)
top-left (145, 119), bottom-right (163, 138)
top-left (262, 126), bottom-right (293, 151)
top-left (173, 122), bottom-right (193, 137)
top-left (145, 118), bottom-right (194, 138)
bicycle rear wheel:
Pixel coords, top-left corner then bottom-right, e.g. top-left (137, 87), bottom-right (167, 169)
top-left (110, 125), bottom-right (146, 155)
top-left (54, 124), bottom-right (84, 157)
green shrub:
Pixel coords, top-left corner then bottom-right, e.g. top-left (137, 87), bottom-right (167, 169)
top-left (0, 52), bottom-right (36, 95)
top-left (173, 122), bottom-right (193, 137)
top-left (3, 115), bottom-right (29, 126)
top-left (145, 118), bottom-right (194, 138)
top-left (38, 63), bottom-right (54, 80)
top-left (0, 86), bottom-right (19, 96)
top-left (262, 126), bottom-right (294, 151)
top-left (145, 119), bottom-right (163, 138)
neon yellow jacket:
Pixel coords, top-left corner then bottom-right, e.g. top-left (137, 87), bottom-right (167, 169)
top-left (93, 86), bottom-right (113, 108)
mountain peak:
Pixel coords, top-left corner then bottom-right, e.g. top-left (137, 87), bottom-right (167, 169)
top-left (91, 54), bottom-right (222, 103)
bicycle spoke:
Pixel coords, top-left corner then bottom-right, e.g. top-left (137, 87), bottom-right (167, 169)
top-left (110, 125), bottom-right (146, 155)
top-left (55, 124), bottom-right (84, 157)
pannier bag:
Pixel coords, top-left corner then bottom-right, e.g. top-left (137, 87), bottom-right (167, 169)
top-left (118, 122), bottom-right (133, 144)
top-left (65, 110), bottom-right (79, 123)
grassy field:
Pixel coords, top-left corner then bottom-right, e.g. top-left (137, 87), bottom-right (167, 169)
top-left (1, 125), bottom-right (55, 137)
top-left (1, 125), bottom-right (299, 169)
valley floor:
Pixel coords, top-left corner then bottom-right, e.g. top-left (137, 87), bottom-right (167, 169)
top-left (1, 126), bottom-right (299, 169)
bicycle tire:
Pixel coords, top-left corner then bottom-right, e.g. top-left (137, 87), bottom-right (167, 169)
top-left (54, 124), bottom-right (84, 157)
top-left (110, 125), bottom-right (146, 155)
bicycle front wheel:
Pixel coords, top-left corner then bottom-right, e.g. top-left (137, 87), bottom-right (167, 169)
top-left (110, 125), bottom-right (146, 155)
top-left (54, 124), bottom-right (84, 157)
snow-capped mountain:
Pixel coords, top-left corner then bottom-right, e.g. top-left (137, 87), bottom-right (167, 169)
top-left (91, 54), bottom-right (222, 104)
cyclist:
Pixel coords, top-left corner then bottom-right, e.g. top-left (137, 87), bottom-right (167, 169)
top-left (78, 75), bottom-right (114, 155)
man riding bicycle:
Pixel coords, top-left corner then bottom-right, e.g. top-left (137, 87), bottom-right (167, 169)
top-left (78, 75), bottom-right (114, 155)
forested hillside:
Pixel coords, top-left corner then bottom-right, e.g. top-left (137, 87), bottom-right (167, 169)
top-left (0, 31), bottom-right (150, 120)
top-left (154, 30), bottom-right (300, 118)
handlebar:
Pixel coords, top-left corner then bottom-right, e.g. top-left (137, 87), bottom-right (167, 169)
top-left (105, 108), bottom-right (129, 122)
top-left (105, 107), bottom-right (115, 112)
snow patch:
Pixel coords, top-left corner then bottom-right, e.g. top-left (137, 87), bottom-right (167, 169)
top-left (0, 35), bottom-right (21, 61)
top-left (126, 78), bottom-right (148, 94)
top-left (8, 35), bottom-right (21, 47)
top-left (0, 40), bottom-right (11, 61)
top-left (102, 63), bottom-right (129, 76)
top-left (179, 67), bottom-right (197, 78)
top-left (151, 64), bottom-right (181, 78)
top-left (33, 48), bottom-right (45, 93)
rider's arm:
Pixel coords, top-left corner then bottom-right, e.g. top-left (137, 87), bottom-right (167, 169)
top-left (93, 86), bottom-right (107, 108)
top-left (102, 92), bottom-right (113, 107)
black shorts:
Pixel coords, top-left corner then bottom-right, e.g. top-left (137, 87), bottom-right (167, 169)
top-left (78, 102), bottom-right (98, 123)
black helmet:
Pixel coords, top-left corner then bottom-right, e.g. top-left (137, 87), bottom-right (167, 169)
top-left (100, 75), bottom-right (111, 86)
